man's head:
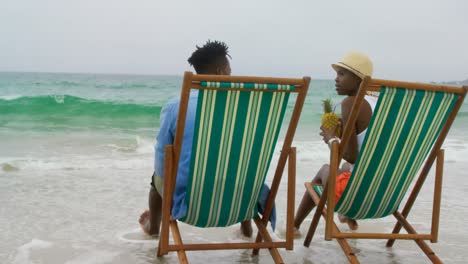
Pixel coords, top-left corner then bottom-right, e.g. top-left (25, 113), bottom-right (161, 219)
top-left (188, 40), bottom-right (231, 75)
top-left (332, 51), bottom-right (373, 96)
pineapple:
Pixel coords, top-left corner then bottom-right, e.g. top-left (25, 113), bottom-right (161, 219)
top-left (321, 99), bottom-right (341, 137)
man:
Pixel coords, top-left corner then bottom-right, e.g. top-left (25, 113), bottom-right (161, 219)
top-left (139, 40), bottom-right (253, 237)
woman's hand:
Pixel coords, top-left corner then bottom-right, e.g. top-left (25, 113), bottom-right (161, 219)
top-left (320, 126), bottom-right (337, 144)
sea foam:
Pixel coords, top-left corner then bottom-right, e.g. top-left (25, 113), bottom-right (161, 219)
top-left (0, 94), bottom-right (23, 100)
top-left (12, 239), bottom-right (53, 264)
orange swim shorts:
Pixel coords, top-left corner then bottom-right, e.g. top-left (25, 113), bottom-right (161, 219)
top-left (335, 171), bottom-right (351, 205)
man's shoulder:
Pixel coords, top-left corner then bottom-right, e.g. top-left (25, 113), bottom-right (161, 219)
top-left (165, 97), bottom-right (181, 108)
top-left (161, 99), bottom-right (178, 116)
top-left (163, 91), bottom-right (198, 111)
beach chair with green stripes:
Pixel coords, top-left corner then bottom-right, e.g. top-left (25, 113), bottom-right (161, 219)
top-left (157, 72), bottom-right (310, 263)
top-left (303, 78), bottom-right (467, 264)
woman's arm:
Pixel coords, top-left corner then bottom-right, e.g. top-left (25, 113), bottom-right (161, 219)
top-left (341, 97), bottom-right (358, 163)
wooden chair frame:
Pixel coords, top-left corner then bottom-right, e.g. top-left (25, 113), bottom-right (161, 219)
top-left (303, 77), bottom-right (467, 264)
top-left (157, 72), bottom-right (310, 263)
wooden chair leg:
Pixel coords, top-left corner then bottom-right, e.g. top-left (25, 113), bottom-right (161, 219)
top-left (158, 145), bottom-right (175, 256)
top-left (304, 208), bottom-right (321, 247)
top-left (170, 220), bottom-right (189, 264)
top-left (254, 148), bottom-right (296, 254)
top-left (387, 149), bottom-right (444, 248)
top-left (431, 149), bottom-right (443, 243)
top-left (157, 243), bottom-right (163, 257)
top-left (303, 183), bottom-right (359, 263)
top-left (337, 238), bottom-right (360, 264)
top-left (252, 231), bottom-right (263, 255)
top-left (315, 209), bottom-right (358, 263)
top-left (286, 147), bottom-right (296, 250)
top-left (253, 218), bottom-right (284, 264)
top-left (394, 212), bottom-right (442, 264)
top-left (303, 182), bottom-right (326, 247)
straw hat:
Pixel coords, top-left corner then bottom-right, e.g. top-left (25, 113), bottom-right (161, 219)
top-left (332, 51), bottom-right (373, 79)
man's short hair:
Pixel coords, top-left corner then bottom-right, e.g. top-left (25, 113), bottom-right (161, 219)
top-left (187, 40), bottom-right (231, 74)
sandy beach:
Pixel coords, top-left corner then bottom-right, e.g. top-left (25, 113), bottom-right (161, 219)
top-left (2, 136), bottom-right (468, 264)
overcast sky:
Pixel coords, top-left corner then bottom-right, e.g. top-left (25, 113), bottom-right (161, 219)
top-left (1, 0), bottom-right (467, 82)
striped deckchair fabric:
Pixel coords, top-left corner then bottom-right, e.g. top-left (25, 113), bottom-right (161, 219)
top-left (181, 82), bottom-right (293, 227)
top-left (200, 81), bottom-right (295, 90)
top-left (158, 72), bottom-right (310, 264)
top-left (336, 86), bottom-right (459, 219)
top-left (303, 78), bottom-right (467, 264)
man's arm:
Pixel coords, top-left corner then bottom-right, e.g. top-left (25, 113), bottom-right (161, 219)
top-left (154, 102), bottom-right (176, 178)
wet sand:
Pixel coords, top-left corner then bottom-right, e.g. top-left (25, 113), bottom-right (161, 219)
top-left (2, 139), bottom-right (468, 264)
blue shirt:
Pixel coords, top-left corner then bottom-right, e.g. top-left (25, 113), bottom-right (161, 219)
top-left (154, 91), bottom-right (276, 228)
top-left (154, 92), bottom-right (198, 219)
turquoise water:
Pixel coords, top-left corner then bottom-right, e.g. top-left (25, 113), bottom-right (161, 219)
top-left (0, 72), bottom-right (181, 135)
top-left (2, 72), bottom-right (466, 136)
top-left (0, 72), bottom-right (348, 143)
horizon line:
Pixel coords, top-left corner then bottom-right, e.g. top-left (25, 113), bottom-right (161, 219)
top-left (0, 70), bottom-right (466, 84)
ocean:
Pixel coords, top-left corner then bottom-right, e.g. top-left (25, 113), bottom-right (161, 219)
top-left (1, 72), bottom-right (467, 263)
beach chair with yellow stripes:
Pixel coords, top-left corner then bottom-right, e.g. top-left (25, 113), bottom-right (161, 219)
top-left (303, 78), bottom-right (467, 263)
top-left (157, 71), bottom-right (310, 263)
